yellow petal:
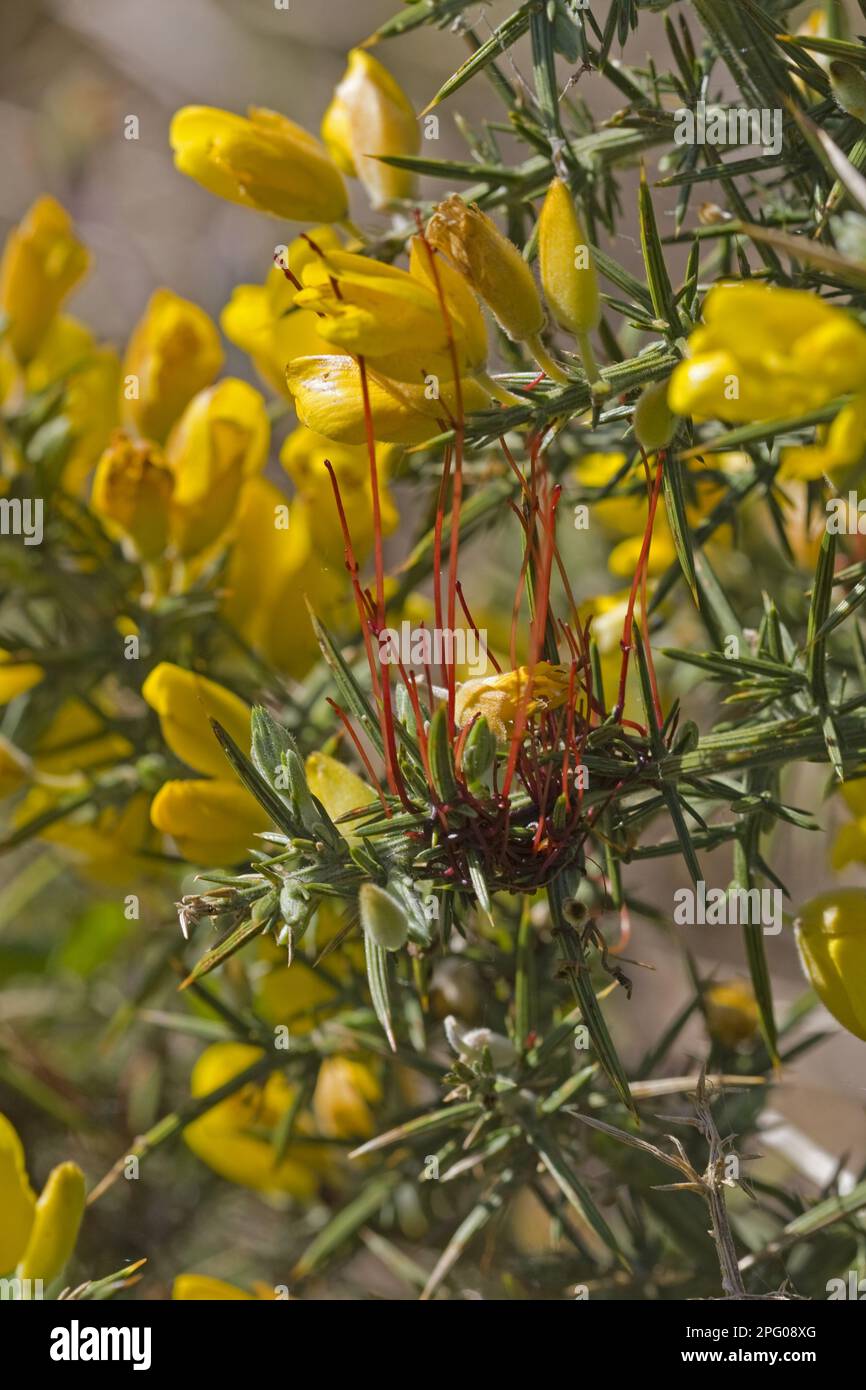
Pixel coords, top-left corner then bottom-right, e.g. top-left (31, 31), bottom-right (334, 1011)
top-left (0, 1113), bottom-right (37, 1273)
top-left (149, 777), bottom-right (268, 866)
top-left (17, 1162), bottom-right (85, 1284)
top-left (142, 663), bottom-right (252, 778)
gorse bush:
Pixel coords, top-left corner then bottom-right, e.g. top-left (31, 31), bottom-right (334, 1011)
top-left (3, 0), bottom-right (866, 1303)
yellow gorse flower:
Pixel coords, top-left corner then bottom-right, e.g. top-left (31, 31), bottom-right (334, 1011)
top-left (704, 980), bottom-right (759, 1048)
top-left (322, 48), bottom-right (419, 208)
top-left (122, 288), bottom-right (223, 444)
top-left (141, 662), bottom-right (251, 775)
top-left (183, 1043), bottom-right (330, 1197)
top-left (91, 432), bottom-right (174, 561)
top-left (0, 1111), bottom-right (85, 1287)
top-left (313, 1056), bottom-right (382, 1140)
top-left (170, 105), bottom-right (348, 224)
top-left (24, 315), bottom-right (120, 493)
top-left (143, 663), bottom-right (270, 866)
top-left (293, 248), bottom-right (481, 382)
top-left (455, 662), bottom-right (573, 742)
top-left (668, 282), bottom-right (866, 422)
top-left (286, 354), bottom-right (488, 445)
top-left (0, 649), bottom-right (44, 704)
top-left (221, 227), bottom-right (339, 396)
top-left (280, 424), bottom-right (399, 564)
top-left (173, 1274), bottom-right (276, 1300)
top-left (221, 475), bottom-right (347, 679)
top-left (795, 889), bottom-right (866, 1041)
top-left (0, 196), bottom-right (90, 363)
top-left (163, 378), bottom-right (269, 557)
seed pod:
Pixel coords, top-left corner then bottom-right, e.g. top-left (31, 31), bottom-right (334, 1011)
top-left (359, 881), bottom-right (410, 951)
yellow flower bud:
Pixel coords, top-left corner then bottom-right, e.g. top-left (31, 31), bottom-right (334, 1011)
top-left (170, 105), bottom-right (348, 223)
top-left (183, 1043), bottom-right (330, 1196)
top-left (91, 431), bottom-right (174, 560)
top-left (165, 378), bottom-right (270, 557)
top-left (142, 662), bottom-right (252, 778)
top-left (313, 1056), bottom-right (382, 1139)
top-left (538, 178), bottom-right (600, 337)
top-left (221, 228), bottom-right (339, 396)
top-left (704, 979), bottom-right (759, 1048)
top-left (122, 288), bottom-right (223, 443)
top-left (322, 49), bottom-right (419, 208)
top-left (0, 649), bottom-right (43, 704)
top-left (0, 196), bottom-right (90, 362)
top-left (426, 195), bottom-right (544, 342)
top-left (455, 662), bottom-right (572, 742)
top-left (795, 889), bottom-right (866, 1041)
top-left (17, 1161), bottom-right (86, 1285)
top-left (633, 379), bottom-right (676, 452)
top-left (286, 354), bottom-right (488, 445)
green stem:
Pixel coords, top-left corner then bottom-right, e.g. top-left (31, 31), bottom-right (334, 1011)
top-left (526, 333), bottom-right (571, 386)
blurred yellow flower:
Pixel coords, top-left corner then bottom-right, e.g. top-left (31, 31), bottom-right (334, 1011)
top-left (25, 315), bottom-right (120, 493)
top-left (170, 106), bottom-right (348, 223)
top-left (221, 228), bottom-right (339, 396)
top-left (0, 649), bottom-right (44, 704)
top-left (91, 431), bottom-right (174, 561)
top-left (305, 750), bottom-right (377, 841)
top-left (163, 378), bottom-right (269, 557)
top-left (221, 476), bottom-right (346, 679)
top-left (183, 1043), bottom-right (330, 1197)
top-left (286, 354), bottom-right (488, 445)
top-left (173, 1274), bottom-right (275, 1300)
top-left (313, 1057), bottom-right (382, 1140)
top-left (704, 979), bottom-right (759, 1048)
top-left (322, 48), bottom-right (419, 208)
top-left (280, 424), bottom-right (399, 564)
top-left (795, 889), bottom-right (866, 1041)
top-left (669, 283), bottom-right (866, 422)
top-left (121, 288), bottom-right (223, 444)
top-left (0, 1111), bottom-right (85, 1287)
top-left (0, 196), bottom-right (90, 363)
top-left (779, 393), bottom-right (866, 483)
top-left (0, 739), bottom-right (28, 798)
